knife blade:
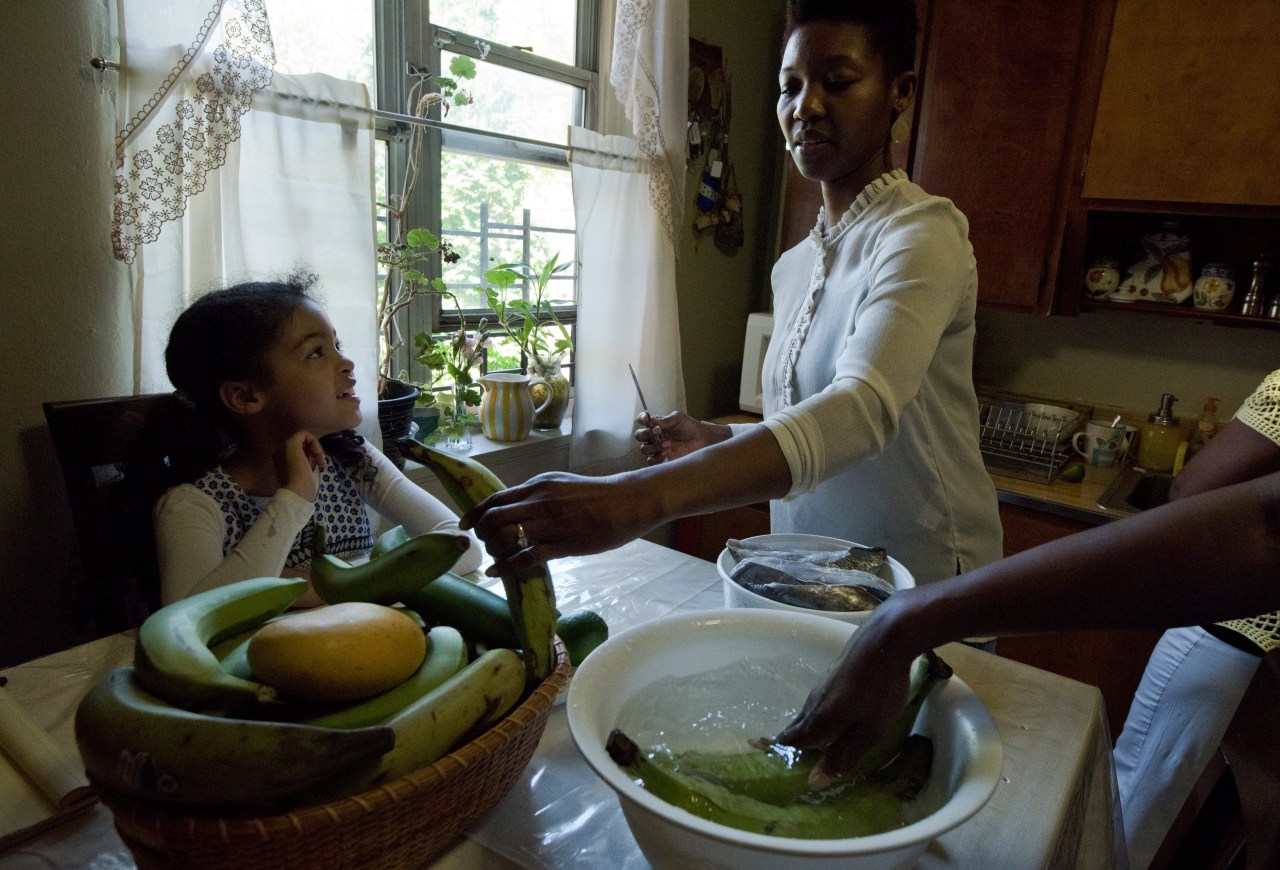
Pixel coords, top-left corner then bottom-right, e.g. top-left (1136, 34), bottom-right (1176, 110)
top-left (628, 363), bottom-right (650, 415)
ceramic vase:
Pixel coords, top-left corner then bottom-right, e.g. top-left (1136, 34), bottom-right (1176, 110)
top-left (1193, 263), bottom-right (1236, 311)
top-left (528, 352), bottom-right (570, 430)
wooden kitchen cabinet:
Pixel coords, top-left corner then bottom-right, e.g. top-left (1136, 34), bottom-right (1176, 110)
top-left (995, 501), bottom-right (1163, 743)
top-left (909, 0), bottom-right (1106, 313)
top-left (1082, 0), bottom-right (1280, 206)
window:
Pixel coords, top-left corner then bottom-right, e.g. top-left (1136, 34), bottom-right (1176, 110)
top-left (269, 0), bottom-right (596, 385)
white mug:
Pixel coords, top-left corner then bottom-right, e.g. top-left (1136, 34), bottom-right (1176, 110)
top-left (1072, 419), bottom-right (1133, 467)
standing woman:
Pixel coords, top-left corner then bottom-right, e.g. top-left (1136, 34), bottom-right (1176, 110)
top-left (464, 0), bottom-right (1002, 587)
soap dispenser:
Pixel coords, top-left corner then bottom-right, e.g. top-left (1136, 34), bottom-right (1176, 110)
top-left (1186, 397), bottom-right (1220, 459)
top-left (1137, 393), bottom-right (1182, 472)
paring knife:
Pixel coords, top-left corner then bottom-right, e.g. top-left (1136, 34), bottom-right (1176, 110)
top-left (628, 363), bottom-right (650, 414)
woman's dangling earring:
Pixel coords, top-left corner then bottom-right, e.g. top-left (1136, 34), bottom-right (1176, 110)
top-left (891, 106), bottom-right (912, 144)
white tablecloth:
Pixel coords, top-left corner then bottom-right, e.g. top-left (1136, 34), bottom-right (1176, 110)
top-left (0, 539), bottom-right (1125, 869)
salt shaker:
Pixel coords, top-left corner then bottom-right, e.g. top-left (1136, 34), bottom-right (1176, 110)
top-left (1240, 257), bottom-right (1272, 317)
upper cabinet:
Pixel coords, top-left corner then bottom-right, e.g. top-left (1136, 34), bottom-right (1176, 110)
top-left (773, 1), bottom-right (1280, 319)
top-left (910, 0), bottom-right (1098, 313)
top-left (1082, 0), bottom-right (1280, 206)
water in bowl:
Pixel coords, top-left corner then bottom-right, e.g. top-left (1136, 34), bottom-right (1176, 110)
top-left (616, 653), bottom-right (822, 755)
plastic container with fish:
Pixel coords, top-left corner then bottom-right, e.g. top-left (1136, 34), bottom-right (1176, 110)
top-left (717, 533), bottom-right (916, 625)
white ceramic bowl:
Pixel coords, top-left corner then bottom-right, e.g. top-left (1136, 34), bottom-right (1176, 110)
top-left (717, 533), bottom-right (916, 625)
top-left (1022, 403), bottom-right (1082, 446)
top-left (567, 609), bottom-right (1003, 870)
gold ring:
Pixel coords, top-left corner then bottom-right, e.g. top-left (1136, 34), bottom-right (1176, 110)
top-left (516, 523), bottom-right (530, 549)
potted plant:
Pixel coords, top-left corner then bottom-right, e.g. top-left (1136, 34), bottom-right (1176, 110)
top-left (482, 254), bottom-right (575, 429)
top-left (374, 54), bottom-right (479, 464)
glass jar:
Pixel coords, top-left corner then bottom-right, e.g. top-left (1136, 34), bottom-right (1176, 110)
top-left (1083, 257), bottom-right (1122, 298)
top-left (1192, 263), bottom-right (1236, 311)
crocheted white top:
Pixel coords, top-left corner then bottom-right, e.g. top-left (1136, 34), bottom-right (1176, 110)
top-left (1217, 369), bottom-right (1280, 652)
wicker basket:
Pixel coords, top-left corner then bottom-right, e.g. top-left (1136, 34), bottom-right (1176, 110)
top-left (100, 640), bottom-right (569, 869)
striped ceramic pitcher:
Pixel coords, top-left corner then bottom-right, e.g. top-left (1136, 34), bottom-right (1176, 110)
top-left (478, 372), bottom-right (551, 442)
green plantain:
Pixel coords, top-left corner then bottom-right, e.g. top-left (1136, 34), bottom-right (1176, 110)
top-left (397, 438), bottom-right (558, 685)
top-left (308, 646), bottom-right (527, 800)
top-left (134, 576), bottom-right (307, 711)
top-left (604, 650), bottom-right (952, 838)
top-left (606, 729), bottom-right (932, 839)
top-left (75, 667), bottom-right (393, 806)
top-left (309, 525), bottom-right (471, 605)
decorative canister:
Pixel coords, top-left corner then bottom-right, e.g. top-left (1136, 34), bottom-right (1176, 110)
top-left (1192, 263), bottom-right (1236, 311)
top-left (1083, 257), bottom-right (1122, 298)
top-left (1111, 221), bottom-right (1193, 304)
top-left (478, 372), bottom-right (551, 442)
top-left (528, 352), bottom-right (571, 430)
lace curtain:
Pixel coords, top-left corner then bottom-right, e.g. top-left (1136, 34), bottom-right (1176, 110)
top-left (568, 0), bottom-right (687, 474)
top-left (114, 0), bottom-right (379, 441)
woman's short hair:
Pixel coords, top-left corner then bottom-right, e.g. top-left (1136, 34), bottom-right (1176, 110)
top-left (783, 0), bottom-right (918, 78)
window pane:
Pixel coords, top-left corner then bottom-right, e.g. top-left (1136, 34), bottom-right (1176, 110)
top-left (442, 51), bottom-right (582, 144)
top-left (440, 152), bottom-right (576, 311)
top-left (432, 0), bottom-right (579, 66)
top-left (266, 0), bottom-right (376, 101)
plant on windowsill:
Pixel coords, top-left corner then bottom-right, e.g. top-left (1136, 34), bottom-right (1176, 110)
top-left (481, 253), bottom-right (575, 430)
top-left (410, 293), bottom-right (491, 452)
top-left (374, 53), bottom-right (480, 464)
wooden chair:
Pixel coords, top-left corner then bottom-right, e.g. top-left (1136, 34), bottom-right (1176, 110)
top-left (1152, 649), bottom-right (1280, 870)
top-left (42, 393), bottom-right (175, 637)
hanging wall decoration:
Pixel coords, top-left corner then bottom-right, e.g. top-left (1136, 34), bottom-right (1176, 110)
top-left (687, 38), bottom-right (742, 254)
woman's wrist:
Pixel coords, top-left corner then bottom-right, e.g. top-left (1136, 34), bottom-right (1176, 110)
top-left (704, 421), bottom-right (734, 446)
top-left (860, 586), bottom-right (953, 663)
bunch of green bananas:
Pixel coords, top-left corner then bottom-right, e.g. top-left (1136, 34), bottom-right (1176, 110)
top-left (75, 446), bottom-right (592, 808)
top-left (76, 574), bottom-right (531, 807)
top-left (607, 650), bottom-right (952, 839)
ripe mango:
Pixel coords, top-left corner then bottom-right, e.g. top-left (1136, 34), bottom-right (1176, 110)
top-left (247, 602), bottom-right (426, 702)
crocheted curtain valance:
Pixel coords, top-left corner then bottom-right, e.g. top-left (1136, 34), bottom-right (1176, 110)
top-left (112, 0), bottom-right (276, 263)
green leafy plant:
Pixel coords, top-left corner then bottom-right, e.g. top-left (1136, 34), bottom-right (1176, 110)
top-left (482, 253), bottom-right (575, 366)
top-left (376, 54), bottom-right (479, 394)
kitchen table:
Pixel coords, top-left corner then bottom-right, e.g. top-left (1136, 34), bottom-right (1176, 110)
top-left (0, 539), bottom-right (1125, 869)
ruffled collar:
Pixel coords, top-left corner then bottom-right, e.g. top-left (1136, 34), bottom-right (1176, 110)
top-left (811, 169), bottom-right (909, 246)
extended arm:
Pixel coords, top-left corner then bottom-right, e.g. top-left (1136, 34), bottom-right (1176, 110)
top-left (463, 424), bottom-right (793, 572)
top-left (776, 471), bottom-right (1280, 786)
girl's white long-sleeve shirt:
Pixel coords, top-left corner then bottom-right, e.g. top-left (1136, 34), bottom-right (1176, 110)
top-left (153, 442), bottom-right (482, 603)
top-left (731, 170), bottom-right (1003, 583)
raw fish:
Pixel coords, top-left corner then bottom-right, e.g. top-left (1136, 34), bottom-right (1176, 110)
top-left (728, 558), bottom-right (892, 612)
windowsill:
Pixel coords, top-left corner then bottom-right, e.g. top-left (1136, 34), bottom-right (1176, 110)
top-left (403, 407), bottom-right (573, 491)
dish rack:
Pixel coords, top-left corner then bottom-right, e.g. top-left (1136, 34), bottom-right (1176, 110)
top-left (977, 395), bottom-right (1092, 483)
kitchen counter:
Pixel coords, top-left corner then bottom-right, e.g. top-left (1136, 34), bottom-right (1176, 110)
top-left (990, 462), bottom-right (1124, 526)
top-left (713, 411), bottom-right (1131, 525)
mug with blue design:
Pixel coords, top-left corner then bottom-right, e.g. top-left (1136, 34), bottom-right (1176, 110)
top-left (1072, 419), bottom-right (1134, 467)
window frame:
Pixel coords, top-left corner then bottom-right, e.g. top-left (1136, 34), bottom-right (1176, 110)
top-left (373, 1), bottom-right (599, 382)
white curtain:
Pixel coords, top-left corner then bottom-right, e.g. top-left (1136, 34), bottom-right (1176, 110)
top-left (568, 0), bottom-right (688, 474)
top-left (115, 0), bottom-right (379, 442)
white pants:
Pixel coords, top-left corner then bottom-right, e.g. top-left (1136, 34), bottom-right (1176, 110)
top-left (1112, 625), bottom-right (1260, 869)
